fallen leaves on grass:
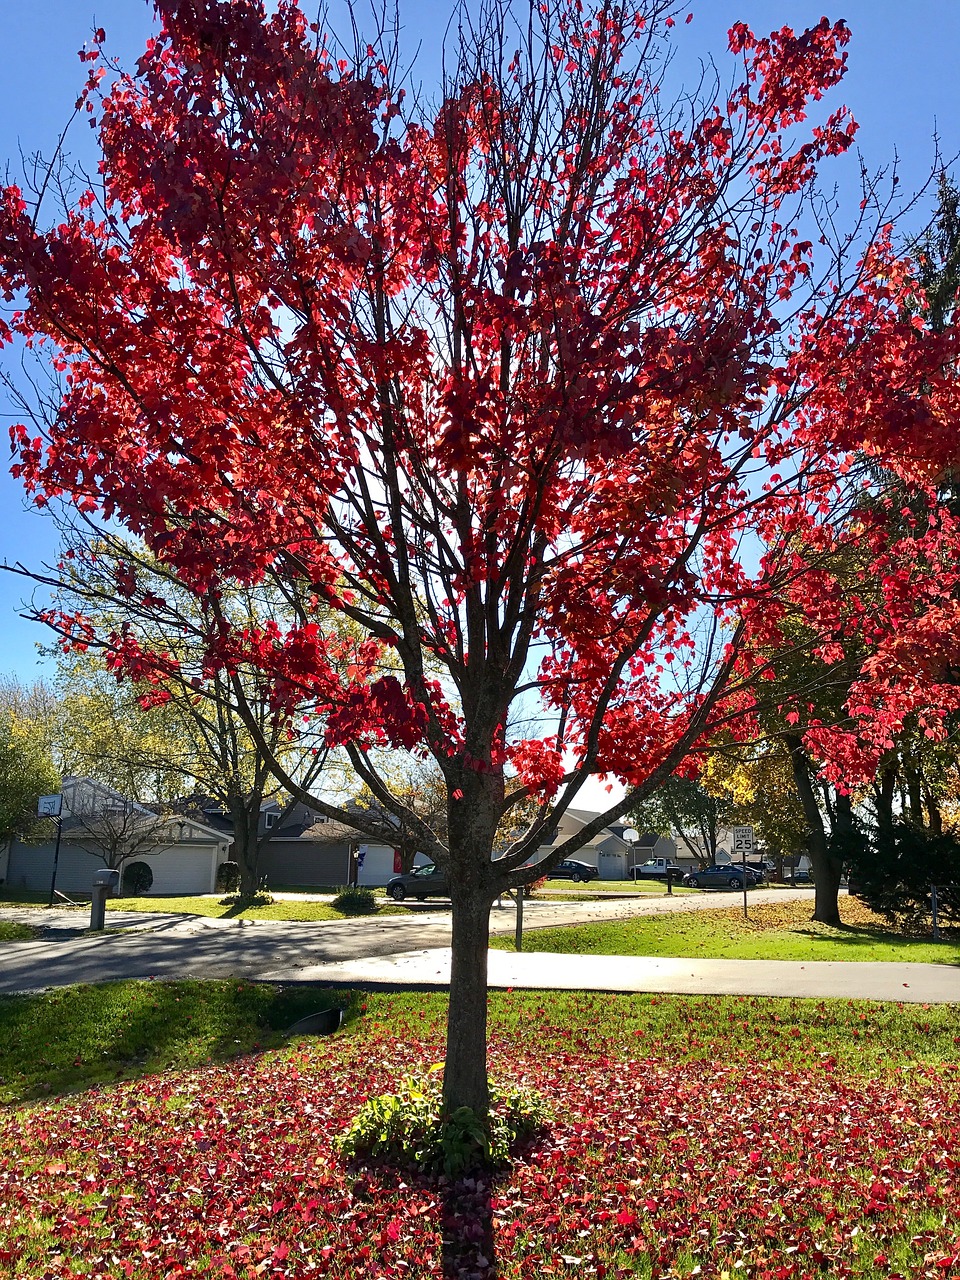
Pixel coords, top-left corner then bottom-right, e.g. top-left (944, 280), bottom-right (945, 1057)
top-left (1, 1034), bottom-right (959, 1278)
top-left (707, 898), bottom-right (888, 935)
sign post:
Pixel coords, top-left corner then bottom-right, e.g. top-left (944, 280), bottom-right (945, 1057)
top-left (733, 825), bottom-right (755, 920)
top-left (38, 795), bottom-right (64, 909)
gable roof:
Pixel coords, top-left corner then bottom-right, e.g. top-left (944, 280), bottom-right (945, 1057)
top-left (59, 778), bottom-right (229, 847)
top-left (560, 808), bottom-right (634, 850)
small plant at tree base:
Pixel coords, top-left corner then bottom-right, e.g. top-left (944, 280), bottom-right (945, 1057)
top-left (334, 1070), bottom-right (551, 1175)
top-left (219, 890), bottom-right (275, 907)
top-left (216, 861), bottom-right (240, 893)
top-left (331, 885), bottom-right (378, 915)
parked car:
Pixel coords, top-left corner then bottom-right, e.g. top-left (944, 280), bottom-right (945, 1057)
top-left (746, 860), bottom-right (776, 881)
top-left (717, 861), bottom-right (765, 884)
top-left (547, 859), bottom-right (600, 883)
top-left (631, 857), bottom-right (686, 882)
top-left (386, 863), bottom-right (449, 901)
top-left (683, 864), bottom-right (758, 890)
top-left (790, 869), bottom-right (814, 884)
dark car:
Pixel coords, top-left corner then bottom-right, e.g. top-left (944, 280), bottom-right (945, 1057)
top-left (683, 864), bottom-right (758, 890)
top-left (386, 863), bottom-right (449, 901)
top-left (745, 860), bottom-right (775, 882)
top-left (547, 859), bottom-right (600, 883)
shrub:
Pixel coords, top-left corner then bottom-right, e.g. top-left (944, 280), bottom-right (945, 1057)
top-left (216, 861), bottom-right (240, 892)
top-left (122, 861), bottom-right (153, 895)
top-left (331, 885), bottom-right (378, 915)
top-left (845, 823), bottom-right (960, 930)
top-left (219, 890), bottom-right (275, 907)
top-left (335, 1069), bottom-right (551, 1175)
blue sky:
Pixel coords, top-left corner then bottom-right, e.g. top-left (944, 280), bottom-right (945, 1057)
top-left (0, 0), bottom-right (958, 681)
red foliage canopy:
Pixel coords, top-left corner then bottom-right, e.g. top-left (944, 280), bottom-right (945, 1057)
top-left (0, 0), bottom-right (955, 868)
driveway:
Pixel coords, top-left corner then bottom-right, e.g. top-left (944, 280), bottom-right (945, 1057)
top-left (0, 888), bottom-right (815, 994)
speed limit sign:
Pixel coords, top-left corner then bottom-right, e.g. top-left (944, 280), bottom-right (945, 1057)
top-left (733, 826), bottom-right (754, 854)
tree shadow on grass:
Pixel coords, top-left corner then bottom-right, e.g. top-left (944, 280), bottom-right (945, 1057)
top-left (0, 980), bottom-right (360, 1105)
top-left (347, 1160), bottom-right (499, 1277)
top-left (789, 923), bottom-right (960, 963)
top-left (440, 1173), bottom-right (497, 1277)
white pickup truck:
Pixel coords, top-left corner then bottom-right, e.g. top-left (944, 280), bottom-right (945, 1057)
top-left (630, 856), bottom-right (686, 881)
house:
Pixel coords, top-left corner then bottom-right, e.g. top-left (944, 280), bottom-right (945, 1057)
top-left (1, 777), bottom-right (230, 897)
top-left (529, 808), bottom-right (680, 880)
top-left (258, 801), bottom-right (431, 888)
top-left (259, 802), bottom-right (363, 887)
top-left (184, 795), bottom-right (429, 890)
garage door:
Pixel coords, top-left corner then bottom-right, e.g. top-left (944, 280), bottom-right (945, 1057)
top-left (144, 847), bottom-right (215, 895)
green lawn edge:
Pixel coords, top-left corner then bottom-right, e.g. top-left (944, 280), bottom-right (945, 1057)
top-left (2, 980), bottom-right (958, 1107)
top-left (492, 912), bottom-right (960, 964)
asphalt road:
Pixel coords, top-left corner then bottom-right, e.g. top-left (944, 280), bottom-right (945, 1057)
top-left (0, 888), bottom-right (815, 994)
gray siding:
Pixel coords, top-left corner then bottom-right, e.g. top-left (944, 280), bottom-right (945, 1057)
top-left (8, 840), bottom-right (103, 894)
top-left (262, 839), bottom-right (351, 888)
top-left (4, 839), bottom-right (219, 895)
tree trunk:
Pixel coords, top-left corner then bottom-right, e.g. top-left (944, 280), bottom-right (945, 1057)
top-left (443, 886), bottom-right (492, 1119)
top-left (927, 792), bottom-right (943, 836)
top-left (905, 763), bottom-right (924, 826)
top-left (784, 733), bottom-right (842, 926)
top-left (236, 851), bottom-right (259, 897)
top-left (876, 765), bottom-right (896, 837)
top-left (229, 799), bottom-right (261, 896)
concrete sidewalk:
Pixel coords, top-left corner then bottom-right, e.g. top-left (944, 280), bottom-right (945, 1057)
top-left (260, 946), bottom-right (960, 1004)
top-left (5, 889), bottom-right (955, 1004)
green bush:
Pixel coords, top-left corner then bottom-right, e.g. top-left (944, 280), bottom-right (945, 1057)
top-left (218, 890), bottom-right (275, 907)
top-left (216, 861), bottom-right (240, 892)
top-left (331, 885), bottom-right (378, 915)
top-left (334, 1069), bottom-right (551, 1175)
top-left (122, 861), bottom-right (153, 895)
top-left (846, 823), bottom-right (960, 929)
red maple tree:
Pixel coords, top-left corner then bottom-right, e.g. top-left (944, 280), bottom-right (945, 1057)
top-left (1, 0), bottom-right (954, 1116)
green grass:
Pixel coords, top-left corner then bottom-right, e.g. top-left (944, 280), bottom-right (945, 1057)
top-left (0, 979), bottom-right (353, 1103)
top-left (0, 888), bottom-right (51, 906)
top-left (1, 981), bottom-right (958, 1106)
top-left (357, 988), bottom-right (960, 1076)
top-left (105, 894), bottom-right (413, 922)
top-left (0, 889), bottom-right (407, 922)
top-left (0, 920), bottom-right (37, 941)
top-left (533, 877), bottom-right (696, 896)
top-left (493, 898), bottom-right (960, 963)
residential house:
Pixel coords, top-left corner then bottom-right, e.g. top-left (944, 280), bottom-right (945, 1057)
top-left (190, 796), bottom-right (430, 889)
top-left (0, 777), bottom-right (230, 896)
top-left (529, 807), bottom-right (681, 880)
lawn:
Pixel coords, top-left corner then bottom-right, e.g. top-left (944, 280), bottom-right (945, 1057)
top-left (0, 883), bottom-right (689, 923)
top-left (534, 877), bottom-right (696, 897)
top-left (0, 920), bottom-right (36, 941)
top-left (103, 895), bottom-right (411, 922)
top-left (1, 983), bottom-right (959, 1278)
top-left (0, 889), bottom-right (407, 923)
top-left (492, 897), bottom-right (960, 964)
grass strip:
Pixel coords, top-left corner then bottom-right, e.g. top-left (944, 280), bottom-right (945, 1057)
top-left (0, 890), bottom-right (407, 922)
top-left (2, 980), bottom-right (958, 1106)
top-left (492, 897), bottom-right (960, 963)
top-left (0, 921), bottom-right (36, 941)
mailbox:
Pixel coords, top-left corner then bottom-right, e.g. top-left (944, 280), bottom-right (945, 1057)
top-left (90, 868), bottom-right (120, 930)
